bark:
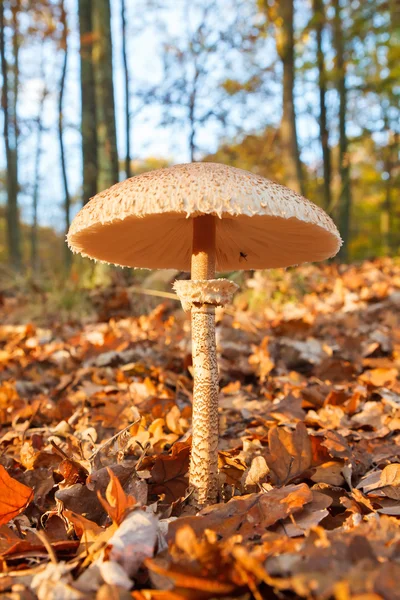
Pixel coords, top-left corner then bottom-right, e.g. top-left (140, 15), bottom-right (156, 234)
top-left (92, 0), bottom-right (119, 190)
top-left (59, 0), bottom-right (71, 270)
top-left (31, 50), bottom-right (46, 273)
top-left (0, 0), bottom-right (21, 270)
top-left (381, 127), bottom-right (397, 255)
top-left (276, 0), bottom-right (305, 195)
top-left (121, 0), bottom-right (131, 178)
top-left (333, 0), bottom-right (351, 261)
top-left (78, 0), bottom-right (98, 203)
top-left (313, 0), bottom-right (332, 211)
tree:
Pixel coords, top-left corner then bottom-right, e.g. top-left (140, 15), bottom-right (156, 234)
top-left (313, 0), bottom-right (332, 211)
top-left (156, 0), bottom-right (241, 162)
top-left (276, 0), bottom-right (305, 196)
top-left (31, 47), bottom-right (47, 273)
top-left (350, 0), bottom-right (399, 255)
top-left (58, 0), bottom-right (71, 270)
top-left (333, 0), bottom-right (351, 261)
top-left (260, 0), bottom-right (305, 195)
top-left (92, 0), bottom-right (119, 190)
top-left (203, 126), bottom-right (285, 182)
top-left (0, 0), bottom-right (22, 270)
top-left (78, 0), bottom-right (98, 203)
top-left (121, 0), bottom-right (132, 178)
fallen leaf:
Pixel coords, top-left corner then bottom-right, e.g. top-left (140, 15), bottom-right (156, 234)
top-left (106, 509), bottom-right (158, 578)
top-left (168, 483), bottom-right (312, 542)
top-left (146, 442), bottom-right (190, 503)
top-left (0, 465), bottom-right (33, 526)
top-left (379, 463), bottom-right (400, 487)
top-left (266, 422), bottom-right (313, 485)
top-left (97, 467), bottom-right (136, 525)
top-left (359, 368), bottom-right (398, 387)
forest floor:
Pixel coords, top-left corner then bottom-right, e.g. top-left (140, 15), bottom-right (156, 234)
top-left (1, 258), bottom-right (400, 599)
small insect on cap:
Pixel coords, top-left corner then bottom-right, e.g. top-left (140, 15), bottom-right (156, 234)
top-left (67, 162), bottom-right (342, 271)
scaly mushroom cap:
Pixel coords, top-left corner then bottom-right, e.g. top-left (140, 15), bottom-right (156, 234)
top-left (67, 162), bottom-right (341, 271)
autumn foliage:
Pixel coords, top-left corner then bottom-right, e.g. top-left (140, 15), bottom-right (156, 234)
top-left (1, 258), bottom-right (400, 597)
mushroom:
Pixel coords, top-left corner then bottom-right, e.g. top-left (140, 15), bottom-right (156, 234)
top-left (67, 162), bottom-right (341, 507)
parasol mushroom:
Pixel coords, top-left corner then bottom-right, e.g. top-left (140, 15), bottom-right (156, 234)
top-left (67, 162), bottom-right (341, 508)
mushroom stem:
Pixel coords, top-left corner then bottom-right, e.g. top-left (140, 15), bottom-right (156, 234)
top-left (192, 215), bottom-right (216, 280)
top-left (190, 215), bottom-right (219, 507)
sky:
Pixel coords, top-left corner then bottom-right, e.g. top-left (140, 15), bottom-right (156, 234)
top-left (0, 0), bottom-right (358, 233)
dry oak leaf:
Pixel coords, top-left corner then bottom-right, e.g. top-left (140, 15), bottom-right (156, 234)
top-left (168, 483), bottom-right (312, 542)
top-left (266, 422), bottom-right (314, 485)
top-left (0, 465), bottom-right (33, 526)
top-left (147, 441), bottom-right (191, 504)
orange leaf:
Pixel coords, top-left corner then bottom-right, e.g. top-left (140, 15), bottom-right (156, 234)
top-left (359, 368), bottom-right (398, 387)
top-left (97, 467), bottom-right (136, 525)
top-left (0, 465), bottom-right (33, 526)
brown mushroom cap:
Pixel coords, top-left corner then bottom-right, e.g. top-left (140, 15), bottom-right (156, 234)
top-left (67, 162), bottom-right (341, 271)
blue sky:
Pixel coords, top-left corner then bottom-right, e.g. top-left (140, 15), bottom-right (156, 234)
top-left (0, 0), bottom-right (370, 232)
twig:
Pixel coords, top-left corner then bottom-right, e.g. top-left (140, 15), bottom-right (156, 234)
top-left (128, 285), bottom-right (178, 300)
top-left (88, 418), bottom-right (140, 468)
top-left (34, 530), bottom-right (57, 565)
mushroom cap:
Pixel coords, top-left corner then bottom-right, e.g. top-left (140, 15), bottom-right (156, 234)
top-left (67, 162), bottom-right (341, 271)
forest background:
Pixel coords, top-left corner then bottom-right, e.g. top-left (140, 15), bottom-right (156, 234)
top-left (0, 0), bottom-right (399, 287)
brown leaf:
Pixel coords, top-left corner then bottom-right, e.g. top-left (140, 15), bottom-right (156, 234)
top-left (147, 442), bottom-right (190, 503)
top-left (379, 463), bottom-right (400, 487)
top-left (0, 465), bottom-right (33, 526)
top-left (97, 467), bottom-right (136, 525)
top-left (168, 483), bottom-right (312, 542)
top-left (146, 557), bottom-right (237, 595)
top-left (266, 422), bottom-right (312, 485)
top-left (55, 484), bottom-right (105, 523)
top-left (276, 490), bottom-right (332, 537)
top-left (320, 430), bottom-right (352, 459)
top-left (310, 461), bottom-right (345, 486)
top-left (63, 509), bottom-right (104, 542)
top-left (58, 457), bottom-right (89, 486)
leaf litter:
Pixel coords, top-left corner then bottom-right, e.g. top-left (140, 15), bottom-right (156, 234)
top-left (1, 259), bottom-right (400, 598)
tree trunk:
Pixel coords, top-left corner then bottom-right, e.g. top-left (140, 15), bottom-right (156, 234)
top-left (121, 0), bottom-right (131, 178)
top-left (92, 0), bottom-right (119, 190)
top-left (333, 0), bottom-right (351, 261)
top-left (31, 49), bottom-right (46, 273)
top-left (59, 0), bottom-right (71, 271)
top-left (313, 0), bottom-right (332, 211)
top-left (78, 0), bottom-right (98, 204)
top-left (381, 126), bottom-right (397, 255)
top-left (276, 0), bottom-right (305, 196)
top-left (0, 1), bottom-right (21, 270)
